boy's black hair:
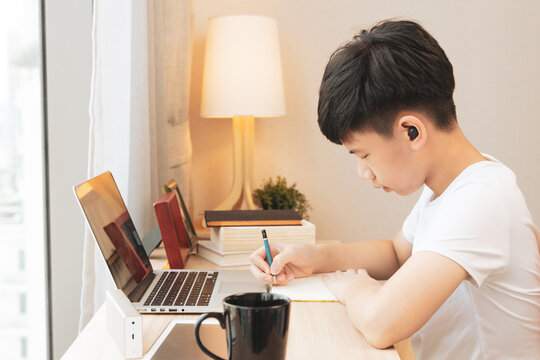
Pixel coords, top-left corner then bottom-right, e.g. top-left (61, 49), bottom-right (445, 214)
top-left (318, 20), bottom-right (457, 144)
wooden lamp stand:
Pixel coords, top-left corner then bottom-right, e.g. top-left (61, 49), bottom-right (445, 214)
top-left (214, 116), bottom-right (256, 210)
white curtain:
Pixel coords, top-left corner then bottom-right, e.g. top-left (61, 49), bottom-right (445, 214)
top-left (79, 0), bottom-right (193, 330)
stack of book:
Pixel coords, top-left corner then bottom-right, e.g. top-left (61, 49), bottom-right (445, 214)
top-left (197, 210), bottom-right (316, 267)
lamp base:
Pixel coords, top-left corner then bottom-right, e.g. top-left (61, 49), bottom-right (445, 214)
top-left (214, 116), bottom-right (256, 210)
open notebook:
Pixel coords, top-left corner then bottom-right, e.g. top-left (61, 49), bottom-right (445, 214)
top-left (270, 273), bottom-right (337, 302)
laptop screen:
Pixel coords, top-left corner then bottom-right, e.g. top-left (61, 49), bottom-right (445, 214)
top-left (74, 171), bottom-right (152, 296)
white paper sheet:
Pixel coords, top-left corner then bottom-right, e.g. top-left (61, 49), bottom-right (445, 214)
top-left (271, 273), bottom-right (337, 302)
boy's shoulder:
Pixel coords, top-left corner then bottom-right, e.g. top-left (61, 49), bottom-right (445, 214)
top-left (451, 156), bottom-right (516, 194)
top-left (418, 156), bottom-right (517, 209)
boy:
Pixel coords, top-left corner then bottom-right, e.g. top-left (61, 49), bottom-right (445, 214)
top-left (249, 20), bottom-right (540, 359)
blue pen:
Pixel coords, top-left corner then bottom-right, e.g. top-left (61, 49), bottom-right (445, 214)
top-left (262, 229), bottom-right (277, 285)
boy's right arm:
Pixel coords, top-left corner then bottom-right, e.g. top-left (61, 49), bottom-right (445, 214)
top-left (250, 229), bottom-right (412, 283)
top-left (314, 230), bottom-right (411, 279)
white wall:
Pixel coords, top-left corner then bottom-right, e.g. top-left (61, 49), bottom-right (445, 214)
top-left (44, 0), bottom-right (92, 358)
top-left (189, 0), bottom-right (540, 242)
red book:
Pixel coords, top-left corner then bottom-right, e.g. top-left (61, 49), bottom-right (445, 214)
top-left (153, 192), bottom-right (190, 269)
top-left (104, 211), bottom-right (149, 282)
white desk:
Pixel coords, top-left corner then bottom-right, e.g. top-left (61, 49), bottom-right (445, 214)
top-left (63, 246), bottom-right (403, 359)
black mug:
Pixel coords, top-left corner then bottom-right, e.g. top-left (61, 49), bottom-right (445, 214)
top-left (194, 292), bottom-right (291, 360)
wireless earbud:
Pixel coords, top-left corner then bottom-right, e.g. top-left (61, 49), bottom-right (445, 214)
top-left (408, 126), bottom-right (419, 141)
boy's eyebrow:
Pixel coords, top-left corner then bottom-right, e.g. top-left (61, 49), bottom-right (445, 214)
top-left (348, 149), bottom-right (362, 154)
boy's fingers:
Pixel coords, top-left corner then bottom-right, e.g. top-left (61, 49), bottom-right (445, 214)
top-left (250, 264), bottom-right (272, 283)
top-left (283, 265), bottom-right (295, 281)
top-left (249, 252), bottom-right (271, 274)
top-left (270, 249), bottom-right (294, 275)
top-left (250, 245), bottom-right (271, 267)
top-left (356, 268), bottom-right (368, 276)
top-left (252, 245), bottom-right (270, 259)
top-left (273, 265), bottom-right (292, 285)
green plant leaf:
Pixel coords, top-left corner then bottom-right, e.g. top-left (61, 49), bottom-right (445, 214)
top-left (252, 175), bottom-right (312, 219)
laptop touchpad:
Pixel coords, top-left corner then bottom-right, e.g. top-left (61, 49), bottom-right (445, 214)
top-left (218, 281), bottom-right (265, 295)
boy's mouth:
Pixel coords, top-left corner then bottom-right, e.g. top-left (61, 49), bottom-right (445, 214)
top-left (373, 184), bottom-right (392, 192)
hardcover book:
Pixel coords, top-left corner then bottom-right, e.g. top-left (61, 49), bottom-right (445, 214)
top-left (210, 220), bottom-right (316, 252)
top-left (153, 191), bottom-right (190, 269)
top-left (204, 209), bottom-right (302, 227)
top-left (196, 240), bottom-right (252, 267)
top-left (163, 178), bottom-right (197, 250)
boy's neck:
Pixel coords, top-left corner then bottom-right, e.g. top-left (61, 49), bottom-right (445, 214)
top-left (424, 127), bottom-right (486, 199)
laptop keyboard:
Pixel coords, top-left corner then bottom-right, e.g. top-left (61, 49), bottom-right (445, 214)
top-left (143, 271), bottom-right (219, 307)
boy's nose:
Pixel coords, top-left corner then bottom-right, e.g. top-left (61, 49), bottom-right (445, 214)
top-left (357, 160), bottom-right (374, 180)
top-left (360, 168), bottom-right (375, 180)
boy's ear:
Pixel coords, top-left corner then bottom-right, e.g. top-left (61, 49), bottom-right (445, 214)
top-left (397, 115), bottom-right (426, 150)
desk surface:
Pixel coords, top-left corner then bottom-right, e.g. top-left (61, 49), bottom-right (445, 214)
top-left (63, 246), bottom-right (401, 359)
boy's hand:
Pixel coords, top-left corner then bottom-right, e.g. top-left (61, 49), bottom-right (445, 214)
top-left (249, 243), bottom-right (318, 285)
top-left (322, 269), bottom-right (380, 304)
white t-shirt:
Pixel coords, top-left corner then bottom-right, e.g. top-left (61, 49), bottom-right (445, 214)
top-left (402, 155), bottom-right (540, 359)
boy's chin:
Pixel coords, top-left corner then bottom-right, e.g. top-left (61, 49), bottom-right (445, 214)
top-left (396, 186), bottom-right (422, 196)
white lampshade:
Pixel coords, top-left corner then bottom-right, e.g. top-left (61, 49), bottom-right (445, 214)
top-left (201, 15), bottom-right (286, 118)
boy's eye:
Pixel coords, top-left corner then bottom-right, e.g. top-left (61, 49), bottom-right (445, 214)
top-left (361, 154), bottom-right (369, 160)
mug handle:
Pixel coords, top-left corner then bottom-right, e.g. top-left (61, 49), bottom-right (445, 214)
top-left (194, 312), bottom-right (227, 360)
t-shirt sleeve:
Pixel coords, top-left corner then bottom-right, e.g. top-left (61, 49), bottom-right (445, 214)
top-left (402, 186), bottom-right (431, 244)
top-left (415, 183), bottom-right (510, 287)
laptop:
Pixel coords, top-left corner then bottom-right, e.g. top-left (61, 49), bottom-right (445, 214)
top-left (74, 171), bottom-right (265, 314)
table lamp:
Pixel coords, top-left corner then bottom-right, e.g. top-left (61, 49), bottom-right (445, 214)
top-left (201, 15), bottom-right (286, 210)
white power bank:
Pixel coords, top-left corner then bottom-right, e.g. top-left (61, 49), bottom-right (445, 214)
top-left (106, 289), bottom-right (143, 359)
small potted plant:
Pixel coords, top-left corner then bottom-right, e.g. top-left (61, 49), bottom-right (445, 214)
top-left (252, 176), bottom-right (312, 220)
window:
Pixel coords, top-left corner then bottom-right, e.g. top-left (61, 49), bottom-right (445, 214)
top-left (0, 1), bottom-right (49, 359)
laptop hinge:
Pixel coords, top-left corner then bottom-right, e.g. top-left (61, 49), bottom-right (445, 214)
top-left (128, 272), bottom-right (156, 302)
